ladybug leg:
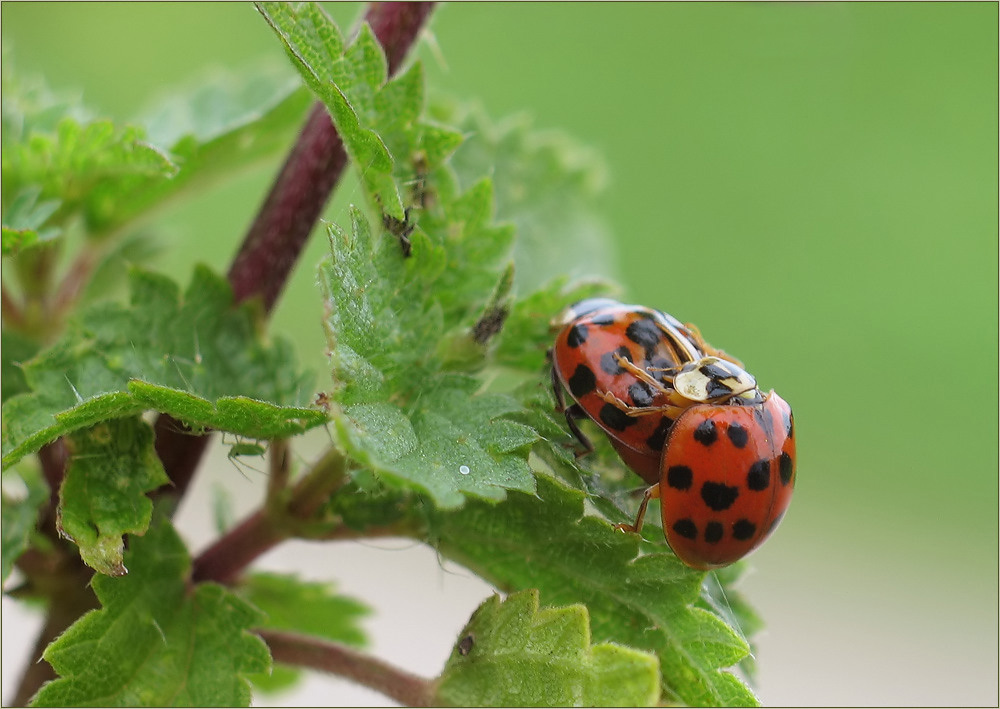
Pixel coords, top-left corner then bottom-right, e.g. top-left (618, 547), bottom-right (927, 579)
top-left (596, 389), bottom-right (686, 419)
top-left (614, 483), bottom-right (661, 534)
top-left (563, 404), bottom-right (595, 458)
top-left (612, 353), bottom-right (673, 393)
top-left (550, 359), bottom-right (567, 412)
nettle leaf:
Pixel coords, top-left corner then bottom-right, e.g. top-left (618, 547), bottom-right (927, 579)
top-left (2, 266), bottom-right (323, 469)
top-left (426, 475), bottom-right (758, 707)
top-left (2, 329), bottom-right (38, 403)
top-left (134, 66), bottom-right (313, 222)
top-left (33, 519), bottom-right (270, 707)
top-left (2, 113), bottom-right (177, 234)
top-left (496, 276), bottom-right (616, 374)
top-left (331, 376), bottom-right (536, 509)
top-left (238, 572), bottom-right (369, 694)
top-left (321, 207), bottom-right (534, 508)
top-left (257, 3), bottom-right (403, 219)
top-left (1, 186), bottom-right (61, 255)
top-left (1, 465), bottom-right (48, 583)
top-left (2, 61), bottom-right (310, 241)
top-left (239, 572), bottom-right (369, 646)
top-left (436, 590), bottom-right (660, 707)
top-left (57, 417), bottom-right (168, 576)
top-left (439, 102), bottom-right (618, 294)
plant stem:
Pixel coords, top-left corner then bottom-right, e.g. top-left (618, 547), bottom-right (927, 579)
top-left (191, 508), bottom-right (286, 586)
top-left (153, 1), bottom-right (437, 509)
top-left (259, 630), bottom-right (437, 707)
top-left (10, 538), bottom-right (98, 707)
top-left (191, 448), bottom-right (348, 584)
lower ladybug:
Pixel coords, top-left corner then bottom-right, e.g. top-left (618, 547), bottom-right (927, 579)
top-left (615, 391), bottom-right (796, 569)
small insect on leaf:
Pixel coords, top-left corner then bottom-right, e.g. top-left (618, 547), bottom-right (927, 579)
top-left (382, 207), bottom-right (414, 257)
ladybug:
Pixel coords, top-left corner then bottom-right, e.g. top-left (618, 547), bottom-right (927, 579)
top-left (550, 298), bottom-right (796, 569)
top-left (616, 391), bottom-right (796, 569)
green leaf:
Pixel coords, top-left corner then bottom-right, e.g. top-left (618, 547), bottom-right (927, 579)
top-left (239, 572), bottom-right (369, 646)
top-left (426, 475), bottom-right (758, 707)
top-left (2, 60), bottom-right (310, 241)
top-left (1, 186), bottom-right (60, 254)
top-left (438, 101), bottom-right (618, 293)
top-left (238, 572), bottom-right (370, 696)
top-left (1, 465), bottom-right (48, 583)
top-left (320, 206), bottom-right (534, 508)
top-left (56, 417), bottom-right (168, 576)
top-left (257, 3), bottom-right (405, 218)
top-left (2, 114), bottom-right (177, 234)
top-left (2, 266), bottom-right (322, 469)
top-left (1, 329), bottom-right (39, 403)
top-left (33, 519), bottom-right (270, 707)
top-left (134, 66), bottom-right (313, 224)
top-left (332, 377), bottom-right (536, 509)
top-left (436, 590), bottom-right (660, 707)
top-left (496, 275), bottom-right (617, 373)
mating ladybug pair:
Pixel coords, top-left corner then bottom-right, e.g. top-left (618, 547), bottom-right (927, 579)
top-left (551, 298), bottom-right (796, 570)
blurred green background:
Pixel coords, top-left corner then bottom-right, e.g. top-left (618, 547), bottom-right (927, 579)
top-left (2, 3), bottom-right (997, 705)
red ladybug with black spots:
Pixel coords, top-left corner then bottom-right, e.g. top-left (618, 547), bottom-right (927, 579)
top-left (550, 298), bottom-right (796, 569)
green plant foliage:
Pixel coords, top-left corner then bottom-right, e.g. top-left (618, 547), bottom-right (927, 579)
top-left (0, 4), bottom-right (777, 706)
top-left (257, 3), bottom-right (403, 219)
top-left (0, 465), bottom-right (48, 583)
top-left (57, 417), bottom-right (168, 576)
top-left (427, 475), bottom-right (758, 707)
top-left (1, 186), bottom-right (60, 255)
top-left (240, 572), bottom-right (369, 646)
top-left (435, 590), bottom-right (660, 707)
top-left (439, 102), bottom-right (618, 294)
top-left (32, 519), bottom-right (270, 707)
top-left (1, 60), bottom-right (310, 243)
top-left (1, 266), bottom-right (323, 468)
top-left (239, 572), bottom-right (370, 694)
top-left (322, 210), bottom-right (535, 508)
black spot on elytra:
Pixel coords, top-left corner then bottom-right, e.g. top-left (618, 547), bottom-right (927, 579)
top-left (599, 403), bottom-right (636, 432)
top-left (672, 518), bottom-right (697, 540)
top-left (590, 312), bottom-right (617, 326)
top-left (746, 459), bottom-right (771, 491)
top-left (726, 423), bottom-right (749, 449)
top-left (779, 452), bottom-right (794, 485)
top-left (625, 318), bottom-right (662, 352)
top-left (600, 346), bottom-right (633, 375)
top-left (646, 417), bottom-right (672, 452)
top-left (732, 519), bottom-right (756, 540)
top-left (666, 465), bottom-right (693, 491)
top-left (693, 419), bottom-right (718, 446)
top-left (704, 521), bottom-right (723, 543)
top-left (647, 356), bottom-right (676, 385)
top-left (701, 481), bottom-right (739, 511)
top-left (568, 364), bottom-right (597, 398)
top-left (699, 361), bottom-right (731, 380)
top-left (628, 381), bottom-right (654, 408)
top-left (706, 378), bottom-right (734, 399)
top-left (566, 324), bottom-right (588, 348)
